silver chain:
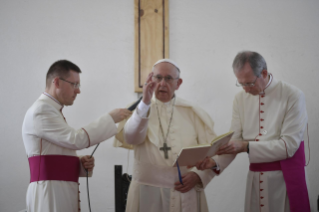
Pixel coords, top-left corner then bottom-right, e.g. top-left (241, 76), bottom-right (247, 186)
top-left (155, 97), bottom-right (176, 145)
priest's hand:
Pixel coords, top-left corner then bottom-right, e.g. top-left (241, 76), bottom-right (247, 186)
top-left (81, 155), bottom-right (95, 172)
top-left (109, 108), bottom-right (132, 123)
top-left (142, 72), bottom-right (156, 105)
top-left (194, 157), bottom-right (216, 170)
top-left (216, 140), bottom-right (248, 155)
top-left (174, 172), bottom-right (201, 193)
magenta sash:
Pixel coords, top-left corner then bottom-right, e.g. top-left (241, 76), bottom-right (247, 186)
top-left (249, 142), bottom-right (310, 212)
top-left (28, 155), bottom-right (80, 183)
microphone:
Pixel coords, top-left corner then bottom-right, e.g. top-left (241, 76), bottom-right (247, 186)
top-left (127, 96), bottom-right (143, 111)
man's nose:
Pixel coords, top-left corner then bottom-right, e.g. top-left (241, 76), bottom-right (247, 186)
top-left (159, 78), bottom-right (167, 86)
top-left (75, 88), bottom-right (81, 94)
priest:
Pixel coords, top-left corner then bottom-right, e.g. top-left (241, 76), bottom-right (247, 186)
top-left (22, 60), bottom-right (132, 212)
top-left (196, 51), bottom-right (310, 212)
top-left (114, 59), bottom-right (219, 212)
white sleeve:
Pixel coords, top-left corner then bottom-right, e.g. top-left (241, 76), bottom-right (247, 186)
top-left (137, 100), bottom-right (151, 117)
top-left (124, 102), bottom-right (150, 145)
top-left (33, 103), bottom-right (117, 150)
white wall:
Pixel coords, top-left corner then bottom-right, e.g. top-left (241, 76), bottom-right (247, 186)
top-left (1, 1), bottom-right (318, 211)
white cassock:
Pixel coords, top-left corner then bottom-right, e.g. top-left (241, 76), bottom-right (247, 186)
top-left (214, 75), bottom-right (309, 212)
top-left (114, 96), bottom-right (218, 212)
top-left (22, 93), bottom-right (117, 212)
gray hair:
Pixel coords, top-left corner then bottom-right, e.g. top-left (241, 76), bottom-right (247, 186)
top-left (232, 51), bottom-right (267, 77)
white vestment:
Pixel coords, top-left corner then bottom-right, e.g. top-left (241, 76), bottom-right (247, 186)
top-left (22, 93), bottom-right (117, 212)
top-left (214, 76), bottom-right (309, 212)
top-left (114, 96), bottom-right (217, 212)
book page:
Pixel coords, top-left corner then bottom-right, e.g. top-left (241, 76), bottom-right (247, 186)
top-left (172, 145), bottom-right (211, 167)
top-left (172, 132), bottom-right (234, 167)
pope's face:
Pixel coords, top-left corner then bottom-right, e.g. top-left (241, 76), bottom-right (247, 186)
top-left (234, 62), bottom-right (267, 96)
top-left (152, 63), bottom-right (182, 102)
top-left (58, 70), bottom-right (81, 105)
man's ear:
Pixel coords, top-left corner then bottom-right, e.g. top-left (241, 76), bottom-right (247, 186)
top-left (261, 69), bottom-right (268, 79)
top-left (176, 78), bottom-right (183, 90)
top-left (53, 77), bottom-right (60, 88)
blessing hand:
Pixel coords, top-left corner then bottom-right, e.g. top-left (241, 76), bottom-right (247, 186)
top-left (142, 72), bottom-right (157, 105)
top-left (174, 172), bottom-right (201, 193)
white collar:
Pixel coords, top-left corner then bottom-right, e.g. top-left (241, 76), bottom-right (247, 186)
top-left (43, 92), bottom-right (63, 110)
top-left (260, 74), bottom-right (273, 95)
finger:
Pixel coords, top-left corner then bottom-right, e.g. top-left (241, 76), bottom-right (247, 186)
top-left (146, 72), bottom-right (153, 82)
top-left (174, 184), bottom-right (184, 190)
top-left (200, 160), bottom-right (208, 169)
top-left (218, 144), bottom-right (230, 150)
top-left (81, 156), bottom-right (89, 162)
top-left (146, 81), bottom-right (156, 90)
top-left (217, 148), bottom-right (232, 155)
top-left (85, 165), bottom-right (95, 169)
top-left (143, 73), bottom-right (154, 86)
top-left (174, 181), bottom-right (181, 186)
top-left (195, 160), bottom-right (202, 169)
top-left (83, 161), bottom-right (94, 167)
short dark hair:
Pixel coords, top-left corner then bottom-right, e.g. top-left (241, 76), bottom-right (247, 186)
top-left (46, 60), bottom-right (81, 88)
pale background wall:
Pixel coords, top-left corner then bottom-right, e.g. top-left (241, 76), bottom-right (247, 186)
top-left (0, 1), bottom-right (318, 211)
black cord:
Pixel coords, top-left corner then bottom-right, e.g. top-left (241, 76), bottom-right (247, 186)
top-left (85, 97), bottom-right (142, 212)
top-left (86, 170), bottom-right (91, 212)
top-left (86, 143), bottom-right (99, 212)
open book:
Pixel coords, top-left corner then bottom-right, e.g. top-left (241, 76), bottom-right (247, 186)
top-left (172, 131), bottom-right (234, 167)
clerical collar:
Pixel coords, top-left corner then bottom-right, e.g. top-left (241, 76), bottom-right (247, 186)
top-left (152, 95), bottom-right (176, 107)
top-left (43, 92), bottom-right (63, 109)
top-left (260, 74), bottom-right (273, 95)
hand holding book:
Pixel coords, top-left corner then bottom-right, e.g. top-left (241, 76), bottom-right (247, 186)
top-left (173, 131), bottom-right (234, 167)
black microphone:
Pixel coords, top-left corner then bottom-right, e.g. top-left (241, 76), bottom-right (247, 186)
top-left (127, 96), bottom-right (143, 111)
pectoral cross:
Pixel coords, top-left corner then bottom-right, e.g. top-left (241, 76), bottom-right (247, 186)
top-left (160, 143), bottom-right (171, 159)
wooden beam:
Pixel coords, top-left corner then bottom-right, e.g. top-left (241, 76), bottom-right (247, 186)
top-left (134, 0), bottom-right (169, 92)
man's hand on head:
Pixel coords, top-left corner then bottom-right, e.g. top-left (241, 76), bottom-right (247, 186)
top-left (81, 155), bottom-right (95, 172)
top-left (216, 140), bottom-right (248, 155)
top-left (109, 108), bottom-right (132, 123)
top-left (174, 172), bottom-right (201, 193)
top-left (142, 72), bottom-right (157, 105)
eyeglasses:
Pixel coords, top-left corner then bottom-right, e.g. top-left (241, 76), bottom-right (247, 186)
top-left (152, 75), bottom-right (179, 83)
top-left (59, 78), bottom-right (81, 89)
top-left (236, 76), bottom-right (258, 87)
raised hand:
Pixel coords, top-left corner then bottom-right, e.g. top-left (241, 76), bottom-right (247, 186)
top-left (109, 108), bottom-right (132, 123)
top-left (174, 172), bottom-right (201, 193)
top-left (142, 72), bottom-right (157, 105)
